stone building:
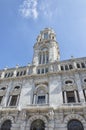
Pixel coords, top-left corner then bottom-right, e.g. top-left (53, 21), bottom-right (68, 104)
top-left (0, 28), bottom-right (86, 130)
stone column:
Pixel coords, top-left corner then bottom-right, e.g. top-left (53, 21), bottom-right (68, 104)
top-left (73, 61), bottom-right (77, 69)
top-left (33, 94), bottom-right (37, 104)
top-left (46, 94), bottom-right (48, 104)
top-left (74, 90), bottom-right (78, 102)
top-left (64, 91), bottom-right (67, 103)
top-left (58, 64), bottom-right (61, 71)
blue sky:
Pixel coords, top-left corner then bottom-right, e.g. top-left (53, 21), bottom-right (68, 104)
top-left (0, 0), bottom-right (86, 69)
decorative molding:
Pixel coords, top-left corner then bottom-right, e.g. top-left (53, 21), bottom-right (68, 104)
top-left (64, 114), bottom-right (85, 124)
top-left (0, 115), bottom-right (14, 126)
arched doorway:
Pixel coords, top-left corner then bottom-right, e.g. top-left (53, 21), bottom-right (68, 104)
top-left (68, 119), bottom-right (84, 130)
top-left (0, 120), bottom-right (11, 130)
top-left (30, 119), bottom-right (45, 130)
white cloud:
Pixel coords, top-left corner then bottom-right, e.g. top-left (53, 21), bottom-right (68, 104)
top-left (19, 0), bottom-right (59, 20)
top-left (19, 0), bottom-right (38, 19)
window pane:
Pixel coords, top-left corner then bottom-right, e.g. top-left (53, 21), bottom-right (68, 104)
top-left (67, 91), bottom-right (75, 103)
top-left (9, 95), bottom-right (18, 106)
top-left (37, 96), bottom-right (45, 104)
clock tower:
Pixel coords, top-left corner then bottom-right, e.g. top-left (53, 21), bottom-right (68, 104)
top-left (32, 28), bottom-right (60, 65)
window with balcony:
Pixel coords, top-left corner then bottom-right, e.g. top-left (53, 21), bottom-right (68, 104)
top-left (33, 85), bottom-right (49, 105)
top-left (63, 90), bottom-right (80, 103)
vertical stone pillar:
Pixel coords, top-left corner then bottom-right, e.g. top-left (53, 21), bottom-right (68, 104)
top-left (1, 71), bottom-right (5, 79)
top-left (58, 64), bottom-right (61, 71)
top-left (74, 90), bottom-right (78, 102)
top-left (73, 61), bottom-right (77, 69)
top-left (64, 91), bottom-right (67, 103)
top-left (33, 94), bottom-right (36, 104)
top-left (46, 94), bottom-right (48, 104)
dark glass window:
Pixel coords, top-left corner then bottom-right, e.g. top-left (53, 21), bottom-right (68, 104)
top-left (16, 72), bottom-right (19, 76)
top-left (43, 53), bottom-right (45, 64)
top-left (61, 66), bottom-right (64, 71)
top-left (1, 120), bottom-right (11, 130)
top-left (37, 96), bottom-right (45, 104)
top-left (14, 86), bottom-right (20, 89)
top-left (45, 68), bottom-right (48, 73)
top-left (69, 65), bottom-right (73, 69)
top-left (39, 54), bottom-right (41, 64)
top-left (65, 65), bottom-right (69, 70)
top-left (23, 70), bottom-right (26, 75)
top-left (9, 95), bottom-right (18, 106)
top-left (46, 53), bottom-right (49, 63)
top-left (77, 63), bottom-right (80, 68)
top-left (81, 63), bottom-right (85, 68)
top-left (67, 91), bottom-right (75, 103)
top-left (68, 119), bottom-right (84, 130)
top-left (4, 73), bottom-right (7, 78)
top-left (42, 69), bottom-right (44, 74)
top-left (37, 69), bottom-right (40, 74)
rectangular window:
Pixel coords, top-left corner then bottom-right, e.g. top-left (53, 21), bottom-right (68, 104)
top-left (37, 96), bottom-right (45, 104)
top-left (9, 95), bottom-right (18, 106)
top-left (0, 96), bottom-right (3, 105)
top-left (66, 91), bottom-right (75, 103)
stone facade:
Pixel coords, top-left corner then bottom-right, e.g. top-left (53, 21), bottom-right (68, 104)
top-left (0, 28), bottom-right (86, 130)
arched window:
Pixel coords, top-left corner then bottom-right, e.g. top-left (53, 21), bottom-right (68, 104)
top-left (0, 120), bottom-right (11, 130)
top-left (39, 47), bottom-right (49, 64)
top-left (30, 119), bottom-right (45, 130)
top-left (33, 85), bottom-right (49, 105)
top-left (67, 119), bottom-right (84, 130)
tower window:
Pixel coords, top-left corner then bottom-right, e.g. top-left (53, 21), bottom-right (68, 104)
top-left (44, 32), bottom-right (48, 39)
